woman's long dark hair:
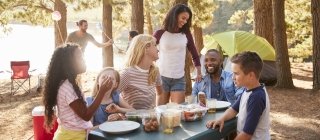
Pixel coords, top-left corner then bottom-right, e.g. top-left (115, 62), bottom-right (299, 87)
top-left (43, 43), bottom-right (83, 131)
top-left (162, 4), bottom-right (192, 33)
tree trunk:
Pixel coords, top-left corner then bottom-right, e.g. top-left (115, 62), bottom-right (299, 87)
top-left (193, 25), bottom-right (203, 55)
top-left (170, 0), bottom-right (192, 96)
top-left (254, 0), bottom-right (274, 47)
top-left (312, 0), bottom-right (320, 90)
top-left (54, 0), bottom-right (67, 48)
top-left (272, 0), bottom-right (294, 88)
top-left (145, 0), bottom-right (153, 35)
top-left (131, 0), bottom-right (144, 33)
top-left (102, 0), bottom-right (113, 67)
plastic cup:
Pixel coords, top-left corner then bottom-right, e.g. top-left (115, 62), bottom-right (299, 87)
top-left (186, 95), bottom-right (195, 104)
top-left (206, 98), bottom-right (217, 113)
top-left (161, 112), bottom-right (175, 134)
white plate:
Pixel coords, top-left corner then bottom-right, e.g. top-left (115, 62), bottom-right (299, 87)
top-left (215, 101), bottom-right (231, 109)
top-left (99, 120), bottom-right (140, 134)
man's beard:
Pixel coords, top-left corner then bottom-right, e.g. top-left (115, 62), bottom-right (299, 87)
top-left (80, 29), bottom-right (87, 33)
top-left (206, 66), bottom-right (220, 75)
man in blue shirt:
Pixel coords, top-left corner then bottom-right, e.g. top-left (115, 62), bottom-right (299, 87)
top-left (206, 51), bottom-right (270, 140)
top-left (192, 49), bottom-right (243, 105)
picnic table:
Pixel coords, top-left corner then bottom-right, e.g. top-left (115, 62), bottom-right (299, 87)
top-left (88, 110), bottom-right (237, 140)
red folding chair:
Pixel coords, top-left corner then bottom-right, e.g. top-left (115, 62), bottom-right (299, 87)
top-left (8, 61), bottom-right (36, 95)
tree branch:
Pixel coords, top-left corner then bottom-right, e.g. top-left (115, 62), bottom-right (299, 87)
top-left (36, 2), bottom-right (53, 13)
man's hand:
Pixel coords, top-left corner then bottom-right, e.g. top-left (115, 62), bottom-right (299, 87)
top-left (104, 39), bottom-right (113, 47)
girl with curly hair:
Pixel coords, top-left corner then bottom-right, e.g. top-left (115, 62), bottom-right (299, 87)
top-left (42, 43), bottom-right (112, 140)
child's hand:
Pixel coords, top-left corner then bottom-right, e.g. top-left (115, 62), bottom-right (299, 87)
top-left (99, 77), bottom-right (112, 95)
top-left (107, 113), bottom-right (120, 121)
top-left (206, 119), bottom-right (224, 132)
top-left (107, 113), bottom-right (126, 121)
top-left (105, 103), bottom-right (120, 113)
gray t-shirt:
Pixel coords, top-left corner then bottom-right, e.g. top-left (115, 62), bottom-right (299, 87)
top-left (66, 31), bottom-right (95, 52)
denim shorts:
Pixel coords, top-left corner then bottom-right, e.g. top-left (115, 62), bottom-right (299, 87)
top-left (161, 76), bottom-right (186, 93)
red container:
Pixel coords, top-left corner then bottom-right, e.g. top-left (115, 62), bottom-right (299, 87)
top-left (32, 106), bottom-right (58, 140)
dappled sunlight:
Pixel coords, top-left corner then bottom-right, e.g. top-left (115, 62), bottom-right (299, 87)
top-left (0, 96), bottom-right (42, 140)
top-left (292, 78), bottom-right (312, 89)
top-left (270, 112), bottom-right (320, 136)
top-left (271, 112), bottom-right (320, 126)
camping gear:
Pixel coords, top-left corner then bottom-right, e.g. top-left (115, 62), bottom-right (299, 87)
top-left (204, 31), bottom-right (276, 61)
top-left (202, 31), bottom-right (277, 85)
top-left (8, 61), bottom-right (36, 95)
top-left (224, 57), bottom-right (277, 86)
top-left (32, 106), bottom-right (58, 140)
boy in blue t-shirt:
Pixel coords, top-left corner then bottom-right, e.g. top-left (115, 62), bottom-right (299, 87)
top-left (206, 51), bottom-right (270, 140)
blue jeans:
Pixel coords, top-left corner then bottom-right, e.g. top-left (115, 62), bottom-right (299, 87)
top-left (161, 76), bottom-right (186, 93)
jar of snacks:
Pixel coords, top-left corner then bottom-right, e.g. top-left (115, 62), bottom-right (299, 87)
top-left (142, 111), bottom-right (159, 132)
top-left (161, 112), bottom-right (175, 134)
top-left (162, 109), bottom-right (181, 128)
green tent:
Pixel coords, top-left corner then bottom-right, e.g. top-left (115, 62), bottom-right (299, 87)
top-left (203, 31), bottom-right (276, 61)
top-left (202, 31), bottom-right (277, 85)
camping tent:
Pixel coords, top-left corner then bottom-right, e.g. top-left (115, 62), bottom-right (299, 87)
top-left (223, 58), bottom-right (277, 86)
top-left (202, 31), bottom-right (277, 85)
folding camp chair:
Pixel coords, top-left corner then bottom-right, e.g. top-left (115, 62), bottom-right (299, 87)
top-left (8, 61), bottom-right (36, 95)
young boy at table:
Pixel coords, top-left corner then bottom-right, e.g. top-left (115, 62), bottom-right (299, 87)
top-left (206, 51), bottom-right (270, 140)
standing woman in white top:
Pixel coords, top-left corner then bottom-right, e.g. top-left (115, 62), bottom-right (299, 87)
top-left (154, 4), bottom-right (202, 104)
top-left (42, 43), bottom-right (112, 140)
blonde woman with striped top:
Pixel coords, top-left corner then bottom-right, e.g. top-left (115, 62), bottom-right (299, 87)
top-left (118, 34), bottom-right (163, 109)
